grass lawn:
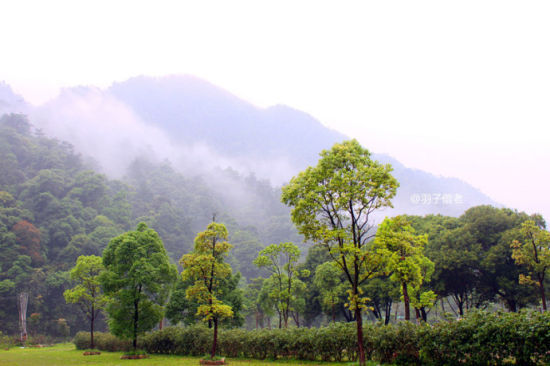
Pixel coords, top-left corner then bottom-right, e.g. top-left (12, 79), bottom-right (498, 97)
top-left (0, 343), bottom-right (382, 366)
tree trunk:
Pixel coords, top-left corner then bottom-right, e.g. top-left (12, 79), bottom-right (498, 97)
top-left (332, 302), bottom-right (336, 323)
top-left (420, 308), bottom-right (428, 322)
top-left (415, 308), bottom-right (421, 322)
top-left (539, 277), bottom-right (547, 311)
top-left (90, 304), bottom-right (95, 349)
top-left (211, 317), bottom-right (218, 358)
top-left (402, 282), bottom-right (410, 321)
top-left (355, 307), bottom-right (366, 366)
top-left (133, 299), bottom-right (139, 351)
top-left (384, 301), bottom-right (392, 325)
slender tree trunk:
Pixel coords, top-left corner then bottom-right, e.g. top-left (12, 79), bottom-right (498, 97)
top-left (420, 308), bottom-right (428, 322)
top-left (415, 308), bottom-right (421, 322)
top-left (211, 317), bottom-right (218, 358)
top-left (133, 298), bottom-right (139, 351)
top-left (90, 304), bottom-right (95, 349)
top-left (332, 301), bottom-right (336, 323)
top-left (384, 301), bottom-right (392, 325)
top-left (539, 276), bottom-right (547, 311)
top-left (355, 307), bottom-right (366, 366)
top-left (159, 318), bottom-right (163, 330)
top-left (402, 282), bottom-right (410, 321)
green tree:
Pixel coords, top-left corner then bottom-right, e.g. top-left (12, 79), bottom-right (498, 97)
top-left (100, 223), bottom-right (177, 351)
top-left (180, 221), bottom-right (234, 359)
top-left (363, 276), bottom-right (400, 325)
top-left (511, 220), bottom-right (550, 311)
top-left (63, 255), bottom-right (107, 349)
top-left (281, 140), bottom-right (397, 366)
top-left (254, 242), bottom-right (308, 328)
top-left (374, 216), bottom-right (431, 321)
top-left (313, 262), bottom-right (345, 323)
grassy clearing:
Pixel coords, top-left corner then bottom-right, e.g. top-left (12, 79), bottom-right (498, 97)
top-left (0, 343), bottom-right (381, 366)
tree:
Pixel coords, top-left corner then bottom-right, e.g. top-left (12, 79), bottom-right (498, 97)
top-left (511, 220), bottom-right (550, 310)
top-left (63, 255), bottom-right (107, 349)
top-left (166, 272), bottom-right (244, 328)
top-left (363, 276), bottom-right (400, 325)
top-left (180, 221), bottom-right (234, 359)
top-left (100, 223), bottom-right (177, 351)
top-left (374, 216), bottom-right (431, 321)
top-left (254, 242), bottom-right (308, 328)
top-left (313, 262), bottom-right (346, 323)
top-left (281, 140), bottom-right (398, 366)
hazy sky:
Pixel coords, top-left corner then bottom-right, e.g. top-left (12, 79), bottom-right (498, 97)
top-left (1, 1), bottom-right (549, 221)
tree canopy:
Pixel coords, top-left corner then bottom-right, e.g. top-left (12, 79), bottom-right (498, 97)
top-left (100, 223), bottom-right (177, 350)
top-left (281, 139), bottom-right (398, 366)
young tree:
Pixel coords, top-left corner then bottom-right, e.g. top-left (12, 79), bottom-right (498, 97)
top-left (254, 242), bottom-right (308, 328)
top-left (511, 220), bottom-right (550, 311)
top-left (374, 216), bottom-right (431, 321)
top-left (100, 223), bottom-right (177, 351)
top-left (180, 221), bottom-right (234, 359)
top-left (313, 262), bottom-right (345, 323)
top-left (63, 255), bottom-right (107, 349)
top-left (281, 140), bottom-right (398, 366)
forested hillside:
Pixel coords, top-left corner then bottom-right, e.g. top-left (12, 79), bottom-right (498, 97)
top-left (0, 113), bottom-right (299, 335)
top-left (28, 75), bottom-right (496, 217)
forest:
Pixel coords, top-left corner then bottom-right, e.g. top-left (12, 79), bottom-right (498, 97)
top-left (0, 113), bottom-right (549, 364)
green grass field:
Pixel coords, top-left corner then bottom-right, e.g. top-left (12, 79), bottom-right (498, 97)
top-left (0, 344), bottom-right (380, 366)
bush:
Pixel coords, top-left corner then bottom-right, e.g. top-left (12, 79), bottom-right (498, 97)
top-left (0, 331), bottom-right (15, 349)
top-left (73, 331), bottom-right (132, 351)
top-left (419, 310), bottom-right (550, 366)
top-left (73, 310), bottom-right (550, 365)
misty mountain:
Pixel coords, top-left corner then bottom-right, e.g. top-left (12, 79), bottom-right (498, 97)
top-left (0, 82), bottom-right (29, 115)
top-left (107, 75), bottom-right (497, 216)
top-left (109, 75), bottom-right (347, 170)
top-left (15, 74), bottom-right (496, 217)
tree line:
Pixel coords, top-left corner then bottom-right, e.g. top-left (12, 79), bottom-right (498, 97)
top-left (0, 114), bottom-right (548, 366)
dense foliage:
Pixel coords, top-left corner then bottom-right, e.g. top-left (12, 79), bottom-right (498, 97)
top-left (74, 310), bottom-right (550, 365)
top-left (0, 113), bottom-right (298, 336)
top-left (1, 112), bottom-right (549, 364)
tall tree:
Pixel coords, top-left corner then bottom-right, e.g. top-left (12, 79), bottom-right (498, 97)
top-left (180, 221), bottom-right (234, 359)
top-left (281, 140), bottom-right (397, 366)
top-left (63, 255), bottom-right (107, 349)
top-left (100, 223), bottom-right (177, 351)
top-left (254, 242), bottom-right (307, 328)
top-left (374, 216), bottom-right (431, 321)
top-left (511, 220), bottom-right (550, 311)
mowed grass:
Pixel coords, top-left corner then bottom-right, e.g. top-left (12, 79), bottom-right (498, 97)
top-left (0, 343), bottom-right (380, 366)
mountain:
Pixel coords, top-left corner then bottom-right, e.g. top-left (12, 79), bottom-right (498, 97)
top-left (108, 75), bottom-right (497, 216)
top-left (0, 82), bottom-right (29, 115)
top-left (108, 75), bottom-right (346, 172)
top-left (18, 75), bottom-right (496, 216)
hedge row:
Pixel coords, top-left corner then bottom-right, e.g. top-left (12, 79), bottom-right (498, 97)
top-left (74, 310), bottom-right (550, 365)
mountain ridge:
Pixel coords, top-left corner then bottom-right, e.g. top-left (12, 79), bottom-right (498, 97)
top-left (4, 75), bottom-right (497, 216)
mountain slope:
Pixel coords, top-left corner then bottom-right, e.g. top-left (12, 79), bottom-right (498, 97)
top-left (108, 75), bottom-right (497, 215)
top-left (10, 74), bottom-right (497, 217)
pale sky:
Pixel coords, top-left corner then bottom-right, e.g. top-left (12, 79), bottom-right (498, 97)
top-left (1, 0), bottom-right (549, 221)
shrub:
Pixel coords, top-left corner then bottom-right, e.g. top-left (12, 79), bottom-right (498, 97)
top-left (73, 310), bottom-right (550, 365)
top-left (73, 331), bottom-right (131, 351)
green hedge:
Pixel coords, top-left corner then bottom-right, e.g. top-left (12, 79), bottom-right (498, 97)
top-left (74, 310), bottom-right (550, 365)
top-left (73, 331), bottom-right (132, 352)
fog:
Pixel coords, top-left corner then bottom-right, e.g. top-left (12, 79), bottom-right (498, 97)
top-left (29, 85), bottom-right (299, 217)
